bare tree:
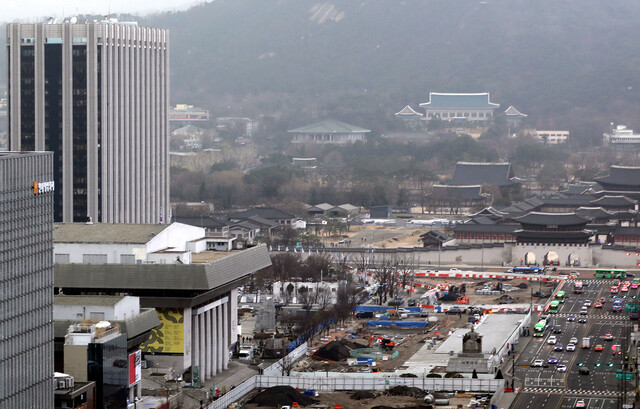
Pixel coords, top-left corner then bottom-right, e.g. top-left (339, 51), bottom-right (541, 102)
top-left (397, 253), bottom-right (416, 297)
top-left (316, 287), bottom-right (333, 309)
top-left (270, 253), bottom-right (302, 281)
top-left (278, 351), bottom-right (296, 376)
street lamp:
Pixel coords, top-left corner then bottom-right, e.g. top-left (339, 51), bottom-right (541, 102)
top-left (200, 201), bottom-right (205, 227)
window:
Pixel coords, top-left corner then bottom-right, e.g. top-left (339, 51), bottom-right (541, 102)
top-left (54, 253), bottom-right (70, 263)
top-left (89, 312), bottom-right (105, 321)
top-left (83, 254), bottom-right (107, 263)
top-left (120, 254), bottom-right (135, 264)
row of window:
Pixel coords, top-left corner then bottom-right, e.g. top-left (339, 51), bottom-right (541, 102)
top-left (427, 111), bottom-right (493, 118)
top-left (0, 341), bottom-right (53, 404)
top-left (456, 233), bottom-right (515, 240)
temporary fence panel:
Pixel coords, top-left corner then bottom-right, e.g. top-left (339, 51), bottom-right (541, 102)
top-left (263, 343), bottom-right (309, 376)
top-left (206, 376), bottom-right (257, 409)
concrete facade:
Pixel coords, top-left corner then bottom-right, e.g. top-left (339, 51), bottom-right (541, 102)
top-left (0, 152), bottom-right (54, 409)
top-left (7, 22), bottom-right (170, 224)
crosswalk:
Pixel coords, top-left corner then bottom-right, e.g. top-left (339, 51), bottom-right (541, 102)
top-left (564, 279), bottom-right (623, 285)
top-left (524, 387), bottom-right (623, 396)
top-left (554, 312), bottom-right (630, 321)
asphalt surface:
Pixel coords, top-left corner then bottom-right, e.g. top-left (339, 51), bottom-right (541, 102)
top-left (511, 278), bottom-right (638, 409)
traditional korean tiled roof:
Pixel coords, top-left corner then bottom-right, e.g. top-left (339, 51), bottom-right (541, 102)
top-left (395, 105), bottom-right (424, 117)
top-left (504, 106), bottom-right (527, 117)
top-left (562, 182), bottom-right (599, 196)
top-left (575, 207), bottom-right (613, 221)
top-left (419, 92), bottom-right (500, 109)
top-left (514, 212), bottom-right (589, 226)
top-left (594, 166), bottom-right (640, 188)
top-left (612, 226), bottom-right (640, 236)
top-left (542, 195), bottom-right (597, 208)
top-left (230, 207), bottom-right (296, 221)
top-left (429, 185), bottom-right (487, 200)
top-left (419, 229), bottom-right (449, 241)
top-left (288, 119), bottom-right (371, 134)
top-left (453, 223), bottom-right (518, 233)
top-left (590, 195), bottom-right (637, 207)
top-left (448, 162), bottom-right (515, 187)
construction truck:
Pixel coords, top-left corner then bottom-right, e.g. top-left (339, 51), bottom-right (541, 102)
top-left (455, 296), bottom-right (469, 304)
top-left (368, 335), bottom-right (396, 351)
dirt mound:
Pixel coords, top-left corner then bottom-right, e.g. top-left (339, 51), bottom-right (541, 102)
top-left (312, 340), bottom-right (352, 362)
top-left (351, 390), bottom-right (376, 400)
top-left (387, 385), bottom-right (428, 398)
top-left (248, 386), bottom-right (317, 407)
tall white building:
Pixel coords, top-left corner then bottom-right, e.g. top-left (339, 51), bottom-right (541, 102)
top-left (7, 22), bottom-right (170, 223)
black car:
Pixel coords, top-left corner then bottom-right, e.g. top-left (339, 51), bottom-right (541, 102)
top-left (553, 326), bottom-right (562, 334)
top-left (407, 299), bottom-right (417, 307)
top-left (578, 317), bottom-right (588, 323)
top-left (579, 367), bottom-right (590, 375)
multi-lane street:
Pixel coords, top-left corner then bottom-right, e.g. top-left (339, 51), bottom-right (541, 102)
top-left (511, 278), bottom-right (637, 408)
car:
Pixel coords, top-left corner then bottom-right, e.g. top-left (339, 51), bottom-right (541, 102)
top-left (578, 317), bottom-right (588, 323)
top-left (532, 359), bottom-right (544, 367)
top-left (553, 326), bottom-right (562, 334)
top-left (598, 297), bottom-right (607, 304)
top-left (407, 299), bottom-right (417, 307)
top-left (622, 286), bottom-right (629, 292)
top-left (580, 307), bottom-right (589, 315)
top-left (584, 300), bottom-right (592, 307)
top-left (624, 281), bottom-right (631, 287)
top-left (604, 333), bottom-right (614, 341)
top-left (566, 343), bottom-right (576, 351)
top-left (595, 344), bottom-right (604, 351)
top-left (570, 337), bottom-right (578, 344)
top-left (611, 287), bottom-right (620, 294)
top-left (567, 316), bottom-right (576, 322)
top-left (557, 364), bottom-right (567, 372)
top-left (548, 357), bottom-right (559, 364)
top-left (579, 367), bottom-right (590, 375)
top-left (595, 302), bottom-right (603, 308)
top-left (554, 344), bottom-right (564, 351)
top-left (547, 336), bottom-right (557, 345)
top-left (571, 271), bottom-right (579, 276)
top-left (575, 399), bottom-right (586, 408)
top-left (612, 345), bottom-right (622, 355)
top-left (632, 283), bottom-right (639, 289)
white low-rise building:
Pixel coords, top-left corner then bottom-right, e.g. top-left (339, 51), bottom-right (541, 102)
top-left (535, 130), bottom-right (569, 144)
top-left (54, 222), bottom-right (205, 264)
top-left (604, 125), bottom-right (640, 145)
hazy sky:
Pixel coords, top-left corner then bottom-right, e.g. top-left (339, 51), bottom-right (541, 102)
top-left (2, 0), bottom-right (207, 23)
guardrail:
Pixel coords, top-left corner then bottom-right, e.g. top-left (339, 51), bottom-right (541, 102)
top-left (206, 374), bottom-right (504, 409)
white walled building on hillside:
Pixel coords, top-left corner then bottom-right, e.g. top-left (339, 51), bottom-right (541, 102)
top-left (535, 130), bottom-right (569, 144)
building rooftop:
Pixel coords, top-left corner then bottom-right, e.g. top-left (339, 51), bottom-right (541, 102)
top-left (395, 105), bottom-right (424, 117)
top-left (54, 223), bottom-right (170, 244)
top-left (55, 244), bottom-right (271, 292)
top-left (448, 162), bottom-right (515, 187)
top-left (515, 212), bottom-right (589, 226)
top-left (54, 295), bottom-right (126, 306)
top-left (595, 166), bottom-right (640, 188)
top-left (435, 314), bottom-right (526, 355)
top-left (504, 106), bottom-right (527, 118)
top-left (590, 195), bottom-right (637, 207)
top-left (230, 207), bottom-right (295, 221)
top-left (419, 92), bottom-right (500, 110)
top-left (288, 119), bottom-right (371, 134)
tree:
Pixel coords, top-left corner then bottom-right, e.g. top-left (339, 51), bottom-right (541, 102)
top-left (303, 253), bottom-right (333, 281)
top-left (270, 253), bottom-right (301, 281)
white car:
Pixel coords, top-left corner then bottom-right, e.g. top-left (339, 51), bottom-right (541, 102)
top-left (566, 343), bottom-right (576, 351)
top-left (570, 337), bottom-right (578, 344)
top-left (532, 359), bottom-right (544, 367)
top-left (575, 399), bottom-right (586, 408)
top-left (557, 364), bottom-right (568, 372)
top-left (584, 300), bottom-right (592, 307)
top-left (547, 336), bottom-right (557, 345)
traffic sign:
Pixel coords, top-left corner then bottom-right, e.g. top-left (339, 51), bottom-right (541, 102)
top-left (616, 370), bottom-right (634, 380)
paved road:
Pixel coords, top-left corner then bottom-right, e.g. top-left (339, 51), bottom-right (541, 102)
top-left (512, 278), bottom-right (637, 409)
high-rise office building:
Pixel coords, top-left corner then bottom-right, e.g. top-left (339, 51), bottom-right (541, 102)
top-left (7, 22), bottom-right (170, 223)
top-left (0, 151), bottom-right (54, 408)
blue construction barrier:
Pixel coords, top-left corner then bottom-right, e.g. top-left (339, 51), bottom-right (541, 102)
top-left (366, 320), bottom-right (427, 328)
top-left (356, 306), bottom-right (422, 313)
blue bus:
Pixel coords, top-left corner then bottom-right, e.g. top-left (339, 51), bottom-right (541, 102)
top-left (512, 266), bottom-right (544, 274)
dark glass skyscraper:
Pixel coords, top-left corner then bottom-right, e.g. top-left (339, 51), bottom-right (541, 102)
top-left (7, 22), bottom-right (170, 223)
top-left (0, 151), bottom-right (54, 408)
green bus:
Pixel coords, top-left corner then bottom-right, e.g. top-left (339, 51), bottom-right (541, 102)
top-left (547, 301), bottom-right (560, 314)
top-left (555, 291), bottom-right (565, 303)
top-left (595, 269), bottom-right (626, 279)
top-left (533, 319), bottom-right (548, 337)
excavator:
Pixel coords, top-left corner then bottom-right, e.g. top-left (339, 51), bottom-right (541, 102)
top-left (368, 335), bottom-right (396, 351)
